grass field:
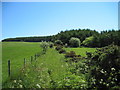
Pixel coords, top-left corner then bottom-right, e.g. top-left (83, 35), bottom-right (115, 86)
top-left (65, 47), bottom-right (96, 56)
top-left (2, 42), bottom-right (97, 88)
top-left (2, 42), bottom-right (41, 83)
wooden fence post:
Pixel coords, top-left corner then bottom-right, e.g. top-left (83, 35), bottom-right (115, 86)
top-left (24, 58), bottom-right (26, 68)
top-left (8, 60), bottom-right (10, 77)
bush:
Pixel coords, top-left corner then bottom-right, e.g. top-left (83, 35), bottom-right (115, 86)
top-left (55, 45), bottom-right (63, 51)
top-left (58, 49), bottom-right (66, 54)
top-left (49, 42), bottom-right (54, 48)
top-left (82, 36), bottom-right (94, 47)
top-left (69, 37), bottom-right (81, 47)
top-left (40, 42), bottom-right (49, 53)
top-left (88, 44), bottom-right (120, 89)
top-left (54, 40), bottom-right (63, 46)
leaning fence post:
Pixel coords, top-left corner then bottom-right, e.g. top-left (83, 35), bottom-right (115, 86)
top-left (24, 58), bottom-right (26, 68)
top-left (8, 60), bottom-right (10, 77)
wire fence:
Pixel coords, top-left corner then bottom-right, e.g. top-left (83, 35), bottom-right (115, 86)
top-left (7, 50), bottom-right (45, 77)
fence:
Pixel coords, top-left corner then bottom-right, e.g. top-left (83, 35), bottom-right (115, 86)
top-left (7, 51), bottom-right (42, 77)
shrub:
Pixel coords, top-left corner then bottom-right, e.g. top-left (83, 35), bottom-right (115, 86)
top-left (54, 40), bottom-right (63, 46)
top-left (69, 37), bottom-right (81, 47)
top-left (40, 42), bottom-right (49, 53)
top-left (82, 36), bottom-right (94, 47)
top-left (65, 51), bottom-right (77, 58)
top-left (49, 42), bottom-right (54, 48)
top-left (55, 45), bottom-right (63, 51)
top-left (58, 49), bottom-right (66, 54)
top-left (88, 44), bottom-right (120, 89)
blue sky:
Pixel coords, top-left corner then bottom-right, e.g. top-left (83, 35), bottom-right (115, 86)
top-left (2, 2), bottom-right (118, 39)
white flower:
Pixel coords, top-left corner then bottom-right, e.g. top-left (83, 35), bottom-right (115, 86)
top-left (106, 84), bottom-right (109, 86)
top-left (111, 68), bottom-right (115, 71)
top-left (19, 85), bottom-right (23, 88)
top-left (13, 80), bottom-right (16, 83)
top-left (100, 69), bottom-right (104, 73)
top-left (100, 79), bottom-right (103, 82)
top-left (19, 80), bottom-right (22, 83)
top-left (36, 84), bottom-right (41, 88)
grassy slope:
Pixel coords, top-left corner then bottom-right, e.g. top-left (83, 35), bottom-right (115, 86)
top-left (2, 42), bottom-right (41, 83)
top-left (65, 47), bottom-right (96, 56)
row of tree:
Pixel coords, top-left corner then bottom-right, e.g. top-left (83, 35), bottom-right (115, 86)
top-left (2, 29), bottom-right (120, 47)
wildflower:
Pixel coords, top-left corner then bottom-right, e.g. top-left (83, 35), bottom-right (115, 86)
top-left (106, 84), bottom-right (109, 87)
top-left (13, 80), bottom-right (16, 83)
top-left (115, 78), bottom-right (117, 81)
top-left (19, 80), bottom-right (22, 83)
top-left (36, 84), bottom-right (41, 88)
top-left (19, 85), bottom-right (23, 88)
top-left (100, 69), bottom-right (104, 73)
top-left (111, 68), bottom-right (115, 71)
top-left (100, 79), bottom-right (103, 82)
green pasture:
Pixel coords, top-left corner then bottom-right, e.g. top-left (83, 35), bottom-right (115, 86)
top-left (2, 42), bottom-right (41, 83)
top-left (65, 47), bottom-right (96, 56)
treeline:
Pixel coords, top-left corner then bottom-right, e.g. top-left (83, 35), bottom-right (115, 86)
top-left (2, 29), bottom-right (120, 47)
top-left (2, 36), bottom-right (53, 42)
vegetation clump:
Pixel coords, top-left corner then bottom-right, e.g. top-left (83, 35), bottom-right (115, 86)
top-left (40, 42), bottom-right (49, 54)
top-left (54, 40), bottom-right (63, 46)
top-left (69, 37), bottom-right (81, 47)
top-left (87, 44), bottom-right (120, 89)
top-left (49, 42), bottom-right (54, 48)
top-left (58, 49), bottom-right (66, 54)
top-left (55, 45), bottom-right (63, 51)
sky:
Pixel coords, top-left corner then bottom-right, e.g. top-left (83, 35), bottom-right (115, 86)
top-left (2, 2), bottom-right (118, 39)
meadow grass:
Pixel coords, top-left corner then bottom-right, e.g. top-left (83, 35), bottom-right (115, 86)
top-left (36, 48), bottom-right (68, 82)
top-left (2, 42), bottom-right (41, 84)
top-left (65, 47), bottom-right (96, 56)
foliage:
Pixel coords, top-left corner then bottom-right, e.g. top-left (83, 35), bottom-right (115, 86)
top-left (55, 45), bottom-right (63, 51)
top-left (55, 72), bottom-right (88, 89)
top-left (54, 40), bottom-right (63, 46)
top-left (49, 42), bottom-right (54, 48)
top-left (69, 37), bottom-right (81, 47)
top-left (82, 36), bottom-right (94, 47)
top-left (65, 43), bottom-right (68, 48)
top-left (58, 49), bottom-right (66, 54)
top-left (87, 44), bottom-right (120, 89)
top-left (40, 42), bottom-right (49, 53)
top-left (2, 29), bottom-right (120, 48)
